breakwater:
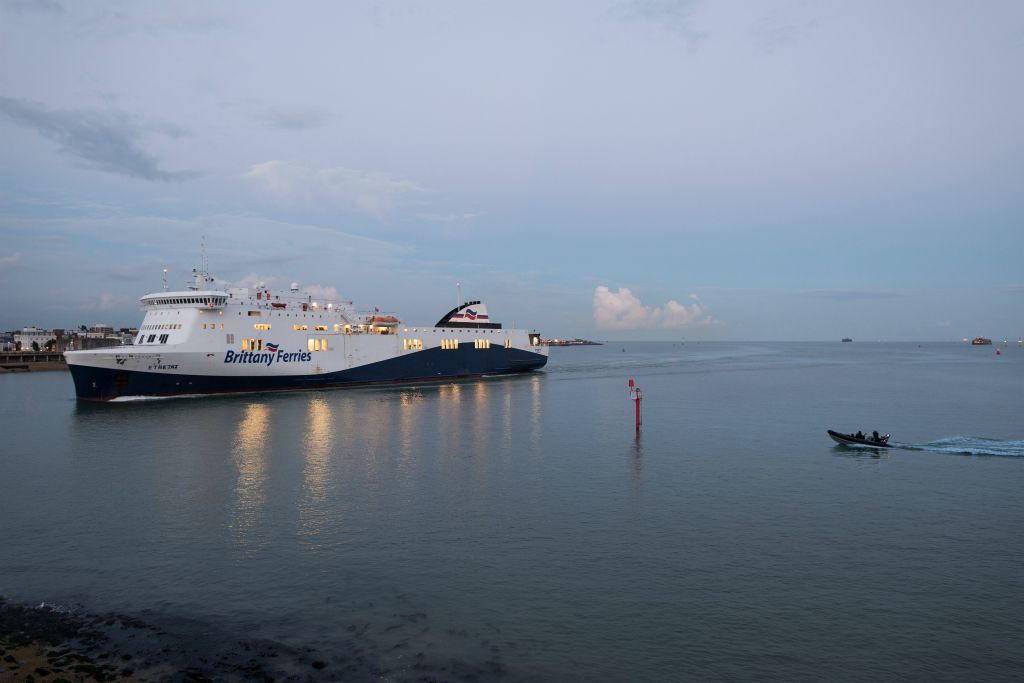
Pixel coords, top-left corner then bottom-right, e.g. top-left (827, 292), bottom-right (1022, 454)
top-left (0, 352), bottom-right (66, 372)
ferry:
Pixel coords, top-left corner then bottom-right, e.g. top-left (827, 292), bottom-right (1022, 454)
top-left (65, 269), bottom-right (548, 401)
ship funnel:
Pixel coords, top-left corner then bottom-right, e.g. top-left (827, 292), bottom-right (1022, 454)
top-left (291, 282), bottom-right (299, 292)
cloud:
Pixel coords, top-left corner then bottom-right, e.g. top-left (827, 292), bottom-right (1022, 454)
top-left (417, 212), bottom-right (480, 236)
top-left (2, 0), bottom-right (64, 13)
top-left (593, 286), bottom-right (714, 330)
top-left (304, 285), bottom-right (341, 303)
top-left (0, 252), bottom-right (22, 270)
top-left (801, 288), bottom-right (903, 301)
top-left (78, 292), bottom-right (130, 312)
top-left (257, 108), bottom-right (330, 131)
top-left (243, 160), bottom-right (427, 220)
top-left (0, 96), bottom-right (199, 182)
top-left (752, 9), bottom-right (820, 53)
top-left (608, 0), bottom-right (707, 51)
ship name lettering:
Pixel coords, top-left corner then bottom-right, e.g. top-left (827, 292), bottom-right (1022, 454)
top-left (224, 350), bottom-right (312, 365)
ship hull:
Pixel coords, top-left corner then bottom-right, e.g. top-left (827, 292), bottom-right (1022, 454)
top-left (68, 345), bottom-right (547, 401)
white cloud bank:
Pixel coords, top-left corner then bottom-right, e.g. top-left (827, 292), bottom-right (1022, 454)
top-left (593, 286), bottom-right (713, 330)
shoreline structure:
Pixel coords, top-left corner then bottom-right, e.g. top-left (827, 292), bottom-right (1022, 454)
top-left (0, 352), bottom-right (67, 373)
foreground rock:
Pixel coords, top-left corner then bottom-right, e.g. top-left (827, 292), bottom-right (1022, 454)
top-left (0, 598), bottom-right (518, 681)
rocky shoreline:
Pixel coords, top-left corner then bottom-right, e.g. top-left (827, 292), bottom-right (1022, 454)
top-left (0, 598), bottom-right (516, 682)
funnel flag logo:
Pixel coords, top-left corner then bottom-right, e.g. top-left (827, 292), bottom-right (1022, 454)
top-left (266, 342), bottom-right (280, 353)
top-left (452, 307), bottom-right (488, 321)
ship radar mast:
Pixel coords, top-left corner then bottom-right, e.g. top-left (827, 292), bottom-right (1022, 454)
top-left (186, 237), bottom-right (217, 291)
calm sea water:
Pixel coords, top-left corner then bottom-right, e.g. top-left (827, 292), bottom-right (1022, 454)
top-left (2, 342), bottom-right (1023, 680)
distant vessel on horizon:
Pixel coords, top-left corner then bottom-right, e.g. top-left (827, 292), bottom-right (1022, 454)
top-left (971, 337), bottom-right (992, 346)
top-left (841, 338), bottom-right (853, 343)
top-left (543, 338), bottom-right (603, 347)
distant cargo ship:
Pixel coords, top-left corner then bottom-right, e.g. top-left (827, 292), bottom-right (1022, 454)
top-left (971, 337), bottom-right (992, 345)
top-left (65, 268), bottom-right (548, 401)
top-left (841, 338), bottom-right (852, 342)
top-left (542, 338), bottom-right (603, 346)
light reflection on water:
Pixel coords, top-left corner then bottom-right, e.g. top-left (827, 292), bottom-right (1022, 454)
top-left (299, 396), bottom-right (333, 543)
top-left (231, 402), bottom-right (270, 552)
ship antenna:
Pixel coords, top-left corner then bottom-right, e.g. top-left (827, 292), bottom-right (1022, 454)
top-left (456, 281), bottom-right (462, 309)
top-left (201, 234), bottom-right (208, 279)
top-left (162, 268), bottom-right (168, 292)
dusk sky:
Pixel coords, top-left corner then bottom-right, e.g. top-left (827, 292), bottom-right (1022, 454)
top-left (1, 0), bottom-right (1021, 341)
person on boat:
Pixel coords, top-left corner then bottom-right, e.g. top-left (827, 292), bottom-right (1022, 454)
top-left (855, 430), bottom-right (864, 439)
top-left (872, 430), bottom-right (880, 443)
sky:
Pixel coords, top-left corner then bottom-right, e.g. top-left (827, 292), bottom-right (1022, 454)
top-left (1, 0), bottom-right (1021, 341)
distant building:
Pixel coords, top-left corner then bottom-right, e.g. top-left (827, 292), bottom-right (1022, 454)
top-left (4, 324), bottom-right (133, 352)
top-left (13, 326), bottom-right (52, 351)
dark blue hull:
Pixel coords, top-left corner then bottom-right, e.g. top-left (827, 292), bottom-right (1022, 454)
top-left (69, 346), bottom-right (547, 401)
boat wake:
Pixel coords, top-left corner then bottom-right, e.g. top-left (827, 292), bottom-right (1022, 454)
top-left (896, 437), bottom-right (1024, 458)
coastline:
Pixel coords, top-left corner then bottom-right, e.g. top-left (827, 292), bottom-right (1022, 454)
top-left (0, 597), bottom-right (366, 681)
top-left (0, 361), bottom-right (68, 373)
top-left (0, 598), bottom-right (512, 682)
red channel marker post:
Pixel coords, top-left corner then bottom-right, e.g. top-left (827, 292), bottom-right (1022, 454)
top-left (629, 378), bottom-right (642, 432)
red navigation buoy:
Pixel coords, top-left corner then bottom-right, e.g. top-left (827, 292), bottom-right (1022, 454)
top-left (996, 349), bottom-right (1001, 356)
top-left (629, 378), bottom-right (642, 431)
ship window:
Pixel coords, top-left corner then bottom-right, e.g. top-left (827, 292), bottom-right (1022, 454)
top-left (248, 311), bottom-right (261, 317)
top-left (315, 325), bottom-right (327, 331)
top-left (308, 337), bottom-right (326, 352)
top-left (226, 333), bottom-right (234, 345)
top-left (474, 339), bottom-right (491, 349)
top-left (403, 338), bottom-right (423, 351)
top-left (159, 334), bottom-right (169, 344)
top-left (242, 338), bottom-right (249, 350)
top-left (504, 339), bottom-right (511, 349)
top-left (147, 334), bottom-right (156, 343)
top-left (293, 324), bottom-right (308, 331)
top-left (254, 324), bottom-right (271, 330)
top-left (137, 335), bottom-right (143, 344)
